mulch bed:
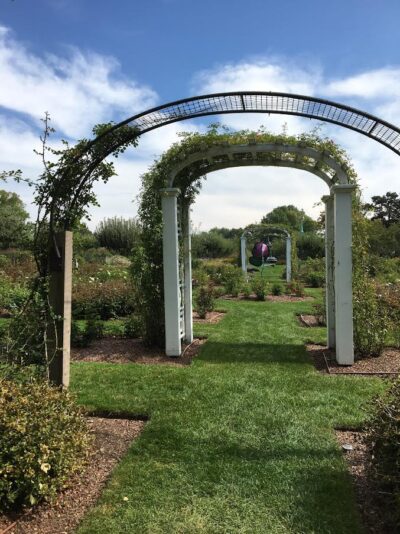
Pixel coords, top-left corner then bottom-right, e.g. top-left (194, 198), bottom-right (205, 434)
top-left (336, 430), bottom-right (396, 534)
top-left (298, 314), bottom-right (325, 327)
top-left (0, 417), bottom-right (145, 534)
top-left (72, 337), bottom-right (206, 366)
top-left (221, 294), bottom-right (313, 302)
top-left (193, 310), bottom-right (226, 324)
top-left (308, 343), bottom-right (400, 376)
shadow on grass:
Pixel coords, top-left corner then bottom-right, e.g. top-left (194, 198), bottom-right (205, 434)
top-left (197, 341), bottom-right (312, 365)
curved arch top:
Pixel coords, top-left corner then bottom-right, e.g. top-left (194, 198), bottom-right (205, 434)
top-left (168, 142), bottom-right (350, 189)
top-left (118, 92), bottom-right (400, 156)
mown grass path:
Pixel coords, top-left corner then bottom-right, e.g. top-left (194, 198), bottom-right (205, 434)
top-left (72, 296), bottom-right (386, 533)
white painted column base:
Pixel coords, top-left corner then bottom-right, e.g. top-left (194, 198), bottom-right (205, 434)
top-left (322, 195), bottom-right (335, 349)
top-left (240, 236), bottom-right (247, 274)
top-left (183, 203), bottom-right (193, 344)
top-left (332, 184), bottom-right (356, 365)
top-left (161, 188), bottom-right (182, 357)
top-left (286, 237), bottom-right (292, 282)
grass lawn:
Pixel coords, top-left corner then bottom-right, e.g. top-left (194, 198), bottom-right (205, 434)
top-left (71, 295), bottom-right (386, 533)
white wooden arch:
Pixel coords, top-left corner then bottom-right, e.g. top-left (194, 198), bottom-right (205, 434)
top-left (160, 141), bottom-right (355, 365)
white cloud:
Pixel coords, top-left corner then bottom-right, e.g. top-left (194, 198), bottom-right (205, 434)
top-left (1, 28), bottom-right (400, 232)
top-left (0, 26), bottom-right (157, 138)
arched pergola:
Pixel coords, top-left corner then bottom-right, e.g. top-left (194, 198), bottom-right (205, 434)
top-left (47, 91), bottom-right (400, 387)
top-left (160, 141), bottom-right (354, 365)
top-left (239, 225), bottom-right (293, 281)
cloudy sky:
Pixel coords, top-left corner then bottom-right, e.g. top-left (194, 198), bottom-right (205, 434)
top-left (1, 0), bottom-right (400, 230)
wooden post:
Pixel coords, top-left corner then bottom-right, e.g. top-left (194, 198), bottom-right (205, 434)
top-left (48, 231), bottom-right (73, 387)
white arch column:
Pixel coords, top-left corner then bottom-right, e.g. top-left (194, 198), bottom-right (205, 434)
top-left (322, 195), bottom-right (335, 348)
top-left (160, 188), bottom-right (182, 356)
top-left (240, 235), bottom-right (247, 274)
top-left (182, 202), bottom-right (193, 343)
top-left (332, 184), bottom-right (356, 365)
top-left (285, 236), bottom-right (292, 282)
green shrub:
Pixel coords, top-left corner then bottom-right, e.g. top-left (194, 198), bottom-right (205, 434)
top-left (196, 285), bottom-right (215, 318)
top-left (72, 278), bottom-right (134, 320)
top-left (0, 378), bottom-right (90, 510)
top-left (220, 265), bottom-right (243, 296)
top-left (95, 217), bottom-right (141, 256)
top-left (251, 277), bottom-right (268, 301)
top-left (0, 277), bottom-right (29, 314)
top-left (296, 233), bottom-right (325, 260)
top-left (124, 314), bottom-right (143, 338)
top-left (271, 283), bottom-right (283, 296)
top-left (353, 277), bottom-right (387, 357)
top-left (364, 380), bottom-right (400, 528)
top-left (298, 258), bottom-right (325, 287)
top-left (286, 280), bottom-right (305, 297)
top-left (192, 231), bottom-right (236, 259)
top-left (242, 280), bottom-right (252, 299)
top-left (71, 317), bottom-right (104, 348)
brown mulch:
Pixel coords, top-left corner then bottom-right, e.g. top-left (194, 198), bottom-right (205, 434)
top-left (298, 314), bottom-right (325, 327)
top-left (193, 310), bottom-right (226, 324)
top-left (221, 294), bottom-right (313, 302)
top-left (336, 430), bottom-right (396, 534)
top-left (0, 417), bottom-right (145, 534)
top-left (308, 343), bottom-right (400, 376)
top-left (72, 337), bottom-right (206, 366)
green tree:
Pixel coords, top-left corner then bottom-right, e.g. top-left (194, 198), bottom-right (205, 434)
top-left (95, 217), bottom-right (141, 256)
top-left (0, 190), bottom-right (30, 249)
top-left (261, 205), bottom-right (318, 232)
top-left (365, 192), bottom-right (400, 227)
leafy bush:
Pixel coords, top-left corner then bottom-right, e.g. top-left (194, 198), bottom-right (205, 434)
top-left (72, 278), bottom-right (134, 320)
top-left (286, 280), bottom-right (305, 297)
top-left (124, 314), bottom-right (143, 338)
top-left (296, 233), bottom-right (325, 260)
top-left (220, 265), bottom-right (243, 296)
top-left (364, 380), bottom-right (400, 528)
top-left (95, 217), bottom-right (141, 256)
top-left (242, 280), bottom-right (252, 299)
top-left (0, 277), bottom-right (29, 314)
top-left (192, 231), bottom-right (236, 259)
top-left (271, 283), bottom-right (283, 296)
top-left (0, 378), bottom-right (90, 510)
top-left (71, 317), bottom-right (104, 348)
top-left (298, 258), bottom-right (325, 288)
top-left (196, 285), bottom-right (215, 318)
top-left (251, 277), bottom-right (268, 301)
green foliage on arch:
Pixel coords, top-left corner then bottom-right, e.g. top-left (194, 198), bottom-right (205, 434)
top-left (131, 125), bottom-right (359, 346)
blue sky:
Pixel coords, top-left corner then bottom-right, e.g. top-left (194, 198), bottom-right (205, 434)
top-left (1, 0), bottom-right (400, 229)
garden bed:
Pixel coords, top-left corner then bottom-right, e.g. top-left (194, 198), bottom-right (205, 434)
top-left (336, 430), bottom-right (394, 534)
top-left (193, 310), bottom-right (226, 324)
top-left (298, 314), bottom-right (325, 327)
top-left (72, 337), bottom-right (206, 365)
top-left (0, 417), bottom-right (145, 534)
top-left (308, 343), bottom-right (400, 376)
top-left (221, 294), bottom-right (313, 302)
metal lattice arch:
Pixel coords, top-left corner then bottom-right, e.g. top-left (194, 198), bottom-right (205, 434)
top-left (50, 91), bottom-right (400, 387)
top-left (106, 91), bottom-right (400, 156)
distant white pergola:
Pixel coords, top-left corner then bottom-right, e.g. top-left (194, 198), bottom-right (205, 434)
top-left (239, 225), bottom-right (292, 282)
top-left (161, 142), bottom-right (355, 365)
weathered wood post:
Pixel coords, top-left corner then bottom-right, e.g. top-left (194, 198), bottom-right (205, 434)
top-left (48, 231), bottom-right (73, 387)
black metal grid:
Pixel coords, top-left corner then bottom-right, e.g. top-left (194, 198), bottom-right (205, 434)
top-left (116, 92), bottom-right (400, 156)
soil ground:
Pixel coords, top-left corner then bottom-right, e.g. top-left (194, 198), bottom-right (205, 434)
top-left (0, 417), bottom-right (145, 534)
top-left (308, 343), bottom-right (400, 375)
top-left (336, 430), bottom-right (397, 534)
